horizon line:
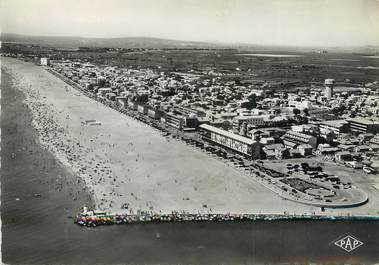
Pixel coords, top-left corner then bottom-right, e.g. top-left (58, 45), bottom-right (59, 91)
top-left (1, 32), bottom-right (379, 49)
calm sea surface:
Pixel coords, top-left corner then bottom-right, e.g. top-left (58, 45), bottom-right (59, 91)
top-left (1, 69), bottom-right (379, 265)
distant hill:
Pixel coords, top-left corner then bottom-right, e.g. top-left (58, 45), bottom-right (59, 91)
top-left (0, 33), bottom-right (221, 49)
top-left (1, 33), bottom-right (378, 53)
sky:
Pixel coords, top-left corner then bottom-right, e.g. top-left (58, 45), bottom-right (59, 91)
top-left (1, 0), bottom-right (379, 47)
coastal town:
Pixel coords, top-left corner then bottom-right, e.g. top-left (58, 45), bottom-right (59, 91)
top-left (2, 48), bottom-right (379, 217)
top-left (18, 54), bottom-right (379, 169)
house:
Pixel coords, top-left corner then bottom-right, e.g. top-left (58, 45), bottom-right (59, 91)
top-left (200, 124), bottom-right (262, 159)
top-left (282, 131), bottom-right (318, 149)
top-left (316, 144), bottom-right (340, 156)
top-left (116, 96), bottom-right (128, 108)
top-left (127, 99), bottom-right (138, 110)
top-left (357, 133), bottom-right (375, 143)
top-left (137, 104), bottom-right (148, 114)
top-left (290, 149), bottom-right (302, 158)
top-left (319, 120), bottom-right (349, 137)
top-left (354, 145), bottom-right (371, 153)
top-left (298, 144), bottom-right (313, 156)
top-left (40, 57), bottom-right (50, 66)
top-left (260, 137), bottom-right (275, 145)
top-left (263, 144), bottom-right (288, 160)
top-left (335, 151), bottom-right (352, 162)
top-left (348, 118), bottom-right (379, 134)
top-left (97, 87), bottom-right (113, 98)
top-left (105, 92), bottom-right (116, 101)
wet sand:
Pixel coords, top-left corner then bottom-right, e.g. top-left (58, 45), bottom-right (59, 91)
top-left (1, 57), bottom-right (319, 215)
top-left (2, 59), bottom-right (379, 265)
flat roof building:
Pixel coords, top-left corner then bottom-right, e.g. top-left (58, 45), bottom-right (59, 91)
top-left (320, 120), bottom-right (349, 136)
top-left (199, 124), bottom-right (261, 159)
top-left (164, 112), bottom-right (183, 130)
top-left (283, 130), bottom-right (318, 149)
top-left (348, 118), bottom-right (379, 134)
top-left (40, 57), bottom-right (50, 66)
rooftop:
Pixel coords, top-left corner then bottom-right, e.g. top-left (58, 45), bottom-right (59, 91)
top-left (320, 120), bottom-right (348, 127)
top-left (348, 118), bottom-right (379, 125)
top-left (199, 124), bottom-right (256, 145)
top-left (284, 130), bottom-right (315, 140)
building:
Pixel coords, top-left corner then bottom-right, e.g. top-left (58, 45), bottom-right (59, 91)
top-left (147, 108), bottom-right (162, 119)
top-left (116, 96), bottom-right (128, 108)
top-left (288, 100), bottom-right (312, 110)
top-left (183, 115), bottom-right (199, 130)
top-left (335, 151), bottom-right (352, 162)
top-left (324, 78), bottom-right (335, 100)
top-left (176, 106), bottom-right (206, 117)
top-left (370, 135), bottom-right (379, 144)
top-left (315, 144), bottom-right (340, 156)
top-left (105, 92), bottom-right (116, 101)
top-left (137, 104), bottom-right (148, 114)
top-left (97, 87), bottom-right (113, 98)
top-left (199, 124), bottom-right (261, 159)
top-left (164, 112), bottom-right (183, 130)
top-left (292, 124), bottom-right (319, 136)
top-left (262, 144), bottom-right (286, 160)
top-left (298, 144), bottom-right (313, 156)
top-left (233, 116), bottom-right (265, 131)
top-left (319, 120), bottom-right (349, 137)
top-left (348, 118), bottom-right (379, 134)
top-left (260, 137), bottom-right (275, 145)
top-left (282, 131), bottom-right (318, 149)
top-left (40, 57), bottom-right (50, 66)
top-left (127, 99), bottom-right (138, 110)
top-left (290, 149), bottom-right (302, 158)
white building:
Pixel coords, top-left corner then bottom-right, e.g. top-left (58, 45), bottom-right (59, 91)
top-left (40, 57), bottom-right (50, 66)
top-left (288, 100), bottom-right (312, 110)
top-left (324, 78), bottom-right (335, 100)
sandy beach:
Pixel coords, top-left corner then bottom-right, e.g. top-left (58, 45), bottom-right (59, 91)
top-left (2, 57), bottom-right (374, 216)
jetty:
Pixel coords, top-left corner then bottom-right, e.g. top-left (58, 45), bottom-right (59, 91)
top-left (75, 207), bottom-right (379, 227)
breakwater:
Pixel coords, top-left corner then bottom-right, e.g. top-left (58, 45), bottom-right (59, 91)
top-left (75, 209), bottom-right (379, 227)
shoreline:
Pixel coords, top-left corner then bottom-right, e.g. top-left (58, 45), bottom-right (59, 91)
top-left (1, 64), bottom-right (95, 263)
top-left (1, 66), bottom-right (95, 209)
top-left (2, 65), bottom-right (98, 206)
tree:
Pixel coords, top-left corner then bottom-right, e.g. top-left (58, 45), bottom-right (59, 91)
top-left (246, 93), bottom-right (257, 109)
top-left (332, 106), bottom-right (343, 116)
top-left (303, 108), bottom-right (309, 116)
top-left (292, 108), bottom-right (301, 115)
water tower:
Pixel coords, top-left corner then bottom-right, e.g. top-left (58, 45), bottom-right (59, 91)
top-left (324, 78), bottom-right (335, 100)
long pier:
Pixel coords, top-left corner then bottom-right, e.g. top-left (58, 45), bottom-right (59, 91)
top-left (75, 209), bottom-right (379, 227)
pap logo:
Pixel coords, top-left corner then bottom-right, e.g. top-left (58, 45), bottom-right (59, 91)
top-left (333, 235), bottom-right (363, 252)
